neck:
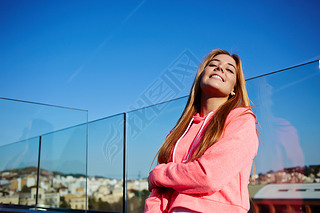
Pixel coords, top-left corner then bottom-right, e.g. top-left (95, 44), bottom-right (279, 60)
top-left (200, 94), bottom-right (228, 117)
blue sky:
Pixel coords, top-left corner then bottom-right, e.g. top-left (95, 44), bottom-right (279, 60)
top-left (1, 0), bottom-right (320, 121)
top-left (1, 0), bottom-right (320, 176)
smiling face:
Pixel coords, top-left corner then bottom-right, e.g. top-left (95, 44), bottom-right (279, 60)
top-left (200, 54), bottom-right (237, 98)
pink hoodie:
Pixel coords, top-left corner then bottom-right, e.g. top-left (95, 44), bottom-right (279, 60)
top-left (145, 107), bottom-right (259, 213)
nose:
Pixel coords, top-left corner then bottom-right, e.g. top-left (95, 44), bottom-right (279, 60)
top-left (216, 65), bottom-right (224, 72)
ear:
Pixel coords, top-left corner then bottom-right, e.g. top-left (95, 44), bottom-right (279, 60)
top-left (231, 90), bottom-right (236, 96)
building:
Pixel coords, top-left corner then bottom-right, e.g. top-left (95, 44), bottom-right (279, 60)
top-left (44, 190), bottom-right (60, 208)
top-left (64, 194), bottom-right (87, 210)
top-left (252, 183), bottom-right (320, 213)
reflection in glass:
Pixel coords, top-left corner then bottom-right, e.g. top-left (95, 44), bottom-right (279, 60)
top-left (247, 61), bottom-right (320, 211)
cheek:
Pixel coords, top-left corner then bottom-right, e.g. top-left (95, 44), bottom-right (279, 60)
top-left (199, 71), bottom-right (207, 84)
top-left (202, 68), bottom-right (210, 76)
top-left (229, 76), bottom-right (237, 89)
top-left (232, 78), bottom-right (237, 87)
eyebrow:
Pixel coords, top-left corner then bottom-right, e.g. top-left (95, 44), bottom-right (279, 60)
top-left (210, 59), bottom-right (236, 70)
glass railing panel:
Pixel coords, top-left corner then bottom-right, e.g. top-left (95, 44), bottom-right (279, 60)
top-left (246, 61), bottom-right (320, 208)
top-left (0, 137), bottom-right (39, 207)
top-left (39, 123), bottom-right (87, 210)
top-left (0, 98), bottom-right (87, 146)
top-left (0, 98), bottom-right (88, 211)
top-left (2, 59), bottom-right (319, 213)
top-left (126, 97), bottom-right (187, 213)
top-left (87, 114), bottom-right (124, 212)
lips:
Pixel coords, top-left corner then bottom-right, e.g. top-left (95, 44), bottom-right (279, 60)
top-left (209, 74), bottom-right (224, 82)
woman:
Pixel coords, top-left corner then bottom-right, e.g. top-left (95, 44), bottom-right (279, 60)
top-left (145, 49), bottom-right (259, 213)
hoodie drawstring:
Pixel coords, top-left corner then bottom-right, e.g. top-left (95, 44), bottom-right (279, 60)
top-left (172, 111), bottom-right (214, 163)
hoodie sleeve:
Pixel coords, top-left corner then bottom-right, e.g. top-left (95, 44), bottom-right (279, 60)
top-left (144, 188), bottom-right (162, 213)
top-left (145, 188), bottom-right (174, 213)
top-left (149, 109), bottom-right (258, 195)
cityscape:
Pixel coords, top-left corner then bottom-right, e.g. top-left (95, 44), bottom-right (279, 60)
top-left (0, 166), bottom-right (148, 212)
top-left (0, 164), bottom-right (319, 212)
top-left (250, 165), bottom-right (320, 185)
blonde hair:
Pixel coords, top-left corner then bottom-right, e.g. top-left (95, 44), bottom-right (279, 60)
top-left (157, 49), bottom-right (252, 163)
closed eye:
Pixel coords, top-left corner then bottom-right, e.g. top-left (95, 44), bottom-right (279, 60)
top-left (227, 69), bottom-right (234, 74)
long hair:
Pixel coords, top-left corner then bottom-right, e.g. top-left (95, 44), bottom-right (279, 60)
top-left (157, 49), bottom-right (251, 164)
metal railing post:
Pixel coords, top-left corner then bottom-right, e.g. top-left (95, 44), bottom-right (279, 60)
top-left (123, 113), bottom-right (127, 213)
top-left (35, 136), bottom-right (42, 206)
